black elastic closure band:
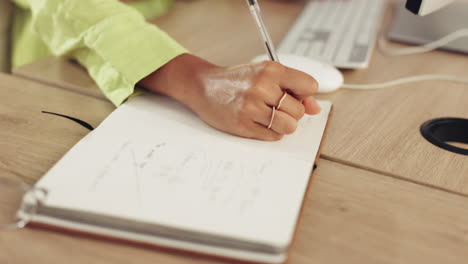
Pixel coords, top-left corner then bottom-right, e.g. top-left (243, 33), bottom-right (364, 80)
top-left (420, 117), bottom-right (468, 156)
top-left (41, 111), bottom-right (94, 131)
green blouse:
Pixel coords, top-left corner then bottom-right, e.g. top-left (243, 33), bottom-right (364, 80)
top-left (12, 0), bottom-right (188, 106)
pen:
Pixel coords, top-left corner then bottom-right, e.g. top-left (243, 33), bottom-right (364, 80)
top-left (246, 0), bottom-right (280, 62)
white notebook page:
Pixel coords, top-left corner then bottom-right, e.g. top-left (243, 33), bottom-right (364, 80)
top-left (36, 93), bottom-right (331, 249)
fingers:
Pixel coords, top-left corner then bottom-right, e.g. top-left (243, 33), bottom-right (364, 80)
top-left (264, 90), bottom-right (306, 120)
top-left (246, 123), bottom-right (284, 141)
top-left (303, 96), bottom-right (321, 115)
top-left (279, 66), bottom-right (319, 100)
top-left (256, 61), bottom-right (320, 116)
top-left (257, 61), bottom-right (318, 100)
top-left (253, 104), bottom-right (298, 135)
top-left (201, 61), bottom-right (320, 141)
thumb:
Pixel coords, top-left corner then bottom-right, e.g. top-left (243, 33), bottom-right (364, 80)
top-left (303, 96), bottom-right (321, 115)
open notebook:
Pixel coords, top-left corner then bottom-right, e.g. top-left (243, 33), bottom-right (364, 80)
top-left (18, 93), bottom-right (332, 264)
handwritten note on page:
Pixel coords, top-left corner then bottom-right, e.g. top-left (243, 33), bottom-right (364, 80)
top-left (37, 93), bottom-right (331, 248)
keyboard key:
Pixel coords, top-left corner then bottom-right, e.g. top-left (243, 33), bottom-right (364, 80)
top-left (278, 0), bottom-right (385, 69)
top-left (307, 41), bottom-right (325, 58)
top-left (293, 40), bottom-right (311, 56)
top-left (348, 45), bottom-right (369, 63)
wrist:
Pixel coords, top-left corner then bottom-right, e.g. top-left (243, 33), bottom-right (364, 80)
top-left (138, 54), bottom-right (217, 109)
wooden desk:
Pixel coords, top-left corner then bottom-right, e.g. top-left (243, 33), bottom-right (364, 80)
top-left (13, 0), bottom-right (468, 195)
top-left (0, 73), bottom-right (114, 184)
top-left (1, 74), bottom-right (468, 264)
top-left (5, 1), bottom-right (468, 263)
top-left (316, 3), bottom-right (468, 195)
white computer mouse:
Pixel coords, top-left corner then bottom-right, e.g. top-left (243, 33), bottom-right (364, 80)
top-left (251, 54), bottom-right (344, 93)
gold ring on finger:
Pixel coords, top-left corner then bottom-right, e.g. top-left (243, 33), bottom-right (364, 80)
top-left (276, 91), bottom-right (288, 110)
top-left (267, 107), bottom-right (276, 129)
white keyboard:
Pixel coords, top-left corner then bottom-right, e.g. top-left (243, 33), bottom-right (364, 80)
top-left (278, 0), bottom-right (386, 69)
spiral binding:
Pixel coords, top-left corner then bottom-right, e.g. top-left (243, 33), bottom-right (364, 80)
top-left (0, 179), bottom-right (47, 231)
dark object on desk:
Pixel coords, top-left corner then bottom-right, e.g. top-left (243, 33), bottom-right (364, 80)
top-left (420, 118), bottom-right (468, 156)
top-left (405, 0), bottom-right (455, 16)
top-left (41, 111), bottom-right (94, 131)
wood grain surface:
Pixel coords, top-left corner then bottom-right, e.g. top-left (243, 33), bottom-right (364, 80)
top-left (0, 73), bottom-right (114, 185)
top-left (316, 0), bottom-right (468, 195)
top-left (12, 0), bottom-right (468, 194)
top-left (4, 1), bottom-right (468, 263)
top-left (2, 142), bottom-right (468, 264)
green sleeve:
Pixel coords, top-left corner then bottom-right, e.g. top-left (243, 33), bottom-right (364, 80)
top-left (17, 0), bottom-right (187, 106)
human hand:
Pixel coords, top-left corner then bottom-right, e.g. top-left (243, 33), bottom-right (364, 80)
top-left (139, 54), bottom-right (320, 141)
